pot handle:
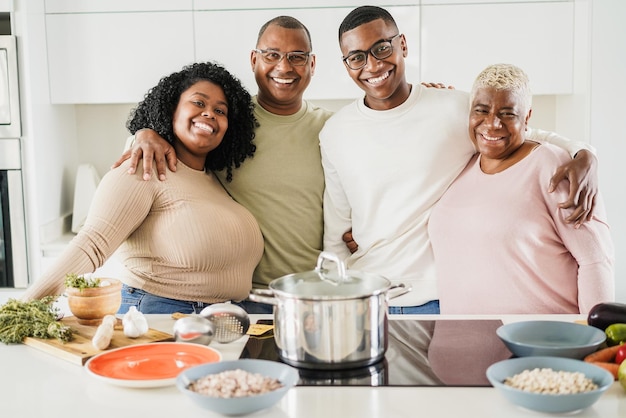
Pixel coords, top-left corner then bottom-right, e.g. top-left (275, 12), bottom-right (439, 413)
top-left (387, 283), bottom-right (411, 301)
top-left (248, 289), bottom-right (279, 306)
top-left (315, 251), bottom-right (347, 285)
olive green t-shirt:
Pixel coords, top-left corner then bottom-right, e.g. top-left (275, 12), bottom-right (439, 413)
top-left (215, 97), bottom-right (333, 288)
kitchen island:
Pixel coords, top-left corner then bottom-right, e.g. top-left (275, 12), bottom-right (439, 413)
top-left (1, 314), bottom-right (624, 418)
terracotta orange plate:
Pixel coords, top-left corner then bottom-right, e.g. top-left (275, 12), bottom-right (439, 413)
top-left (84, 342), bottom-right (222, 388)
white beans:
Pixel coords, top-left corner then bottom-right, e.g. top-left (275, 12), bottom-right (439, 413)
top-left (504, 368), bottom-right (598, 394)
top-left (188, 369), bottom-right (283, 398)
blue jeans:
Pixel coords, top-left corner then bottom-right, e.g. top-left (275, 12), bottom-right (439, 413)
top-left (389, 300), bottom-right (440, 315)
top-left (238, 299), bottom-right (274, 315)
top-left (119, 285), bottom-right (246, 315)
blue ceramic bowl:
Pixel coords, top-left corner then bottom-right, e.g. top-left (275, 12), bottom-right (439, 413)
top-left (496, 320), bottom-right (606, 359)
top-left (486, 356), bottom-right (613, 414)
top-left (177, 359), bottom-right (299, 416)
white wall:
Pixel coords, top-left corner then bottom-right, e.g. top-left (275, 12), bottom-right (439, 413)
top-left (75, 104), bottom-right (134, 177)
top-left (589, 0), bottom-right (626, 303)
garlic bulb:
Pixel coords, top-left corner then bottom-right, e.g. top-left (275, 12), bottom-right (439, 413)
top-left (122, 306), bottom-right (149, 338)
top-left (92, 315), bottom-right (116, 350)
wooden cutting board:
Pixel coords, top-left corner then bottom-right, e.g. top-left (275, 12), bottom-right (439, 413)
top-left (23, 316), bottom-right (173, 366)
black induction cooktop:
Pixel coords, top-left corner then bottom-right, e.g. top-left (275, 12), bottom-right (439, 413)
top-left (239, 319), bottom-right (513, 387)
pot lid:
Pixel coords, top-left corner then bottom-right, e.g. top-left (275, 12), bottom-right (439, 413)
top-left (269, 252), bottom-right (391, 299)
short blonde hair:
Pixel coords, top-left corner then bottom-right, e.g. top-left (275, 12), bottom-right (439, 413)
top-left (470, 63), bottom-right (532, 113)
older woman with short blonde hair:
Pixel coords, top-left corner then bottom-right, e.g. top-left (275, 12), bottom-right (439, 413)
top-left (429, 63), bottom-right (614, 314)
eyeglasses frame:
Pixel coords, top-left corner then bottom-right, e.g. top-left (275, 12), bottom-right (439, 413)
top-left (253, 49), bottom-right (313, 67)
top-left (342, 33), bottom-right (402, 70)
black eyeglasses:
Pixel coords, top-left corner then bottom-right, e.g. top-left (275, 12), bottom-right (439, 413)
top-left (342, 34), bottom-right (402, 70)
top-left (254, 49), bottom-right (312, 66)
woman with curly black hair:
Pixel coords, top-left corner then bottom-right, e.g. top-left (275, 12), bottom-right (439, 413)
top-left (22, 62), bottom-right (264, 314)
top-left (127, 62), bottom-right (257, 182)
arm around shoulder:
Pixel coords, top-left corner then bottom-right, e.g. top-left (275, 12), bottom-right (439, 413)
top-left (527, 128), bottom-right (598, 225)
top-left (112, 129), bottom-right (177, 181)
top-left (527, 127), bottom-right (596, 158)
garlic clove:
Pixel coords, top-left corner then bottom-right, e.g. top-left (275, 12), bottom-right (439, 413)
top-left (92, 315), bottom-right (116, 350)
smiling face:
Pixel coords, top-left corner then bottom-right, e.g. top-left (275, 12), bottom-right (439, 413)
top-left (339, 18), bottom-right (409, 110)
top-left (469, 86), bottom-right (531, 165)
top-left (172, 80), bottom-right (229, 170)
top-left (251, 23), bottom-right (315, 115)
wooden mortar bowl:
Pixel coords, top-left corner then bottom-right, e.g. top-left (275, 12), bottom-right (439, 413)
top-left (65, 278), bottom-right (122, 325)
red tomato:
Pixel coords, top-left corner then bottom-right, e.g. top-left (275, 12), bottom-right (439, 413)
top-left (616, 345), bottom-right (626, 365)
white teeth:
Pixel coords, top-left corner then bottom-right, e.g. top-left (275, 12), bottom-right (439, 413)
top-left (273, 77), bottom-right (295, 84)
top-left (482, 134), bottom-right (501, 141)
top-left (195, 122), bottom-right (214, 133)
top-left (367, 71), bottom-right (390, 84)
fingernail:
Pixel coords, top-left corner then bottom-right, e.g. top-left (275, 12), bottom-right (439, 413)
top-left (159, 174), bottom-right (166, 181)
top-left (143, 173), bottom-right (151, 181)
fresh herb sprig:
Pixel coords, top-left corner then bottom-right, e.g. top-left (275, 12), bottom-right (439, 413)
top-left (64, 273), bottom-right (101, 290)
top-left (0, 296), bottom-right (73, 344)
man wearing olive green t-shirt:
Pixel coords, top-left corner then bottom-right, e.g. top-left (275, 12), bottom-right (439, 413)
top-left (115, 17), bottom-right (332, 313)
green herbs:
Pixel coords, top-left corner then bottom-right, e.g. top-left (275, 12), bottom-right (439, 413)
top-left (64, 273), bottom-right (101, 290)
top-left (0, 296), bottom-right (73, 344)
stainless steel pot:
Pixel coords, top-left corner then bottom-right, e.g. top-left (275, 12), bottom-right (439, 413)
top-left (249, 252), bottom-right (409, 370)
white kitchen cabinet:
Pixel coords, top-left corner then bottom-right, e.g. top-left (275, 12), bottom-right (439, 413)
top-left (421, 0), bottom-right (565, 4)
top-left (44, 2), bottom-right (574, 103)
top-left (420, 1), bottom-right (574, 94)
top-left (0, 0), bottom-right (12, 12)
top-left (192, 1), bottom-right (419, 10)
top-left (46, 11), bottom-right (195, 104)
top-left (194, 6), bottom-right (420, 101)
top-left (45, 0), bottom-right (192, 13)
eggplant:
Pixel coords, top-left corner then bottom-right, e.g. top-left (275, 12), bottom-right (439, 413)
top-left (587, 302), bottom-right (626, 330)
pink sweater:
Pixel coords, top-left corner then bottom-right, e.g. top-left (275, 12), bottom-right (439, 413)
top-left (428, 144), bottom-right (614, 314)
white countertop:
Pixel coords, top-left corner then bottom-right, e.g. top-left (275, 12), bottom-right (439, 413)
top-left (1, 314), bottom-right (624, 418)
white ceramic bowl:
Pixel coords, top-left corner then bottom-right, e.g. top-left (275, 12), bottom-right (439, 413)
top-left (496, 320), bottom-right (606, 359)
top-left (177, 359), bottom-right (299, 416)
top-left (486, 356), bottom-right (613, 414)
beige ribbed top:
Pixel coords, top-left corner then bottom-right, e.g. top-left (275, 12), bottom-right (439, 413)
top-left (23, 160), bottom-right (263, 303)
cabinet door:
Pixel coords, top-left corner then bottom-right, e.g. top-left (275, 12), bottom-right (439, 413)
top-left (45, 0), bottom-right (192, 13)
top-left (420, 2), bottom-right (574, 94)
top-left (194, 6), bottom-right (420, 101)
top-left (46, 11), bottom-right (195, 104)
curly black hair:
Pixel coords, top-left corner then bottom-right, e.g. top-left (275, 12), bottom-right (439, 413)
top-left (126, 62), bottom-right (257, 182)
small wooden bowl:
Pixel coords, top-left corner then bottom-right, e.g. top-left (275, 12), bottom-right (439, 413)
top-left (66, 278), bottom-right (122, 325)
